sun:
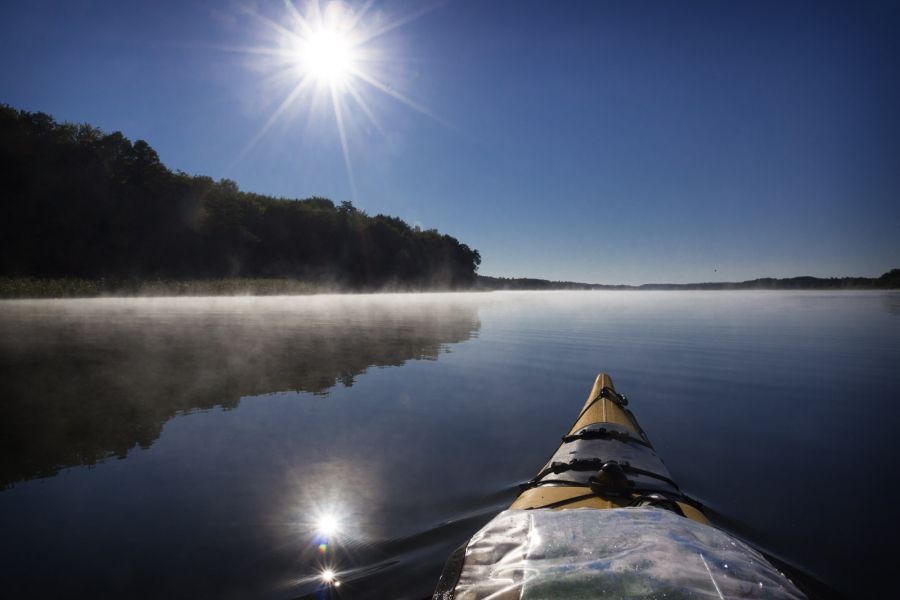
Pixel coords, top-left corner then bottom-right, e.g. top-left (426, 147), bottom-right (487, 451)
top-left (295, 28), bottom-right (357, 87)
top-left (231, 1), bottom-right (449, 199)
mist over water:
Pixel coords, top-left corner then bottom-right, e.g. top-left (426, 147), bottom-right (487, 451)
top-left (0, 295), bottom-right (481, 488)
top-left (1, 291), bottom-right (898, 598)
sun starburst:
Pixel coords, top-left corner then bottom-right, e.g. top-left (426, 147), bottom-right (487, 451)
top-left (294, 28), bottom-right (356, 85)
top-left (227, 0), bottom-right (447, 199)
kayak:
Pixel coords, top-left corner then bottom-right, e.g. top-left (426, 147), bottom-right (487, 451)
top-left (432, 373), bottom-right (807, 599)
top-left (509, 373), bottom-right (707, 520)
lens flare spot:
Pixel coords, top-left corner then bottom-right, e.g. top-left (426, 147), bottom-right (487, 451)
top-left (321, 568), bottom-right (338, 585)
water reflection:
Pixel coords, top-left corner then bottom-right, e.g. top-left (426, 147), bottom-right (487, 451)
top-left (0, 295), bottom-right (480, 489)
top-left (882, 291), bottom-right (900, 315)
top-left (316, 513), bottom-right (341, 538)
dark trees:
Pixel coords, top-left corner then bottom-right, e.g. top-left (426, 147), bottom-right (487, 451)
top-left (0, 105), bottom-right (480, 288)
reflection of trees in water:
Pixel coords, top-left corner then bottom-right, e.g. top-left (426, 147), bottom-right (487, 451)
top-left (882, 293), bottom-right (900, 316)
top-left (0, 297), bottom-right (480, 489)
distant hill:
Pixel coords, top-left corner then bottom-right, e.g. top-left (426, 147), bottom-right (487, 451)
top-left (478, 269), bottom-right (900, 290)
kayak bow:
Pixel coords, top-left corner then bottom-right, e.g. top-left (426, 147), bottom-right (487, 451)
top-left (511, 373), bottom-right (707, 521)
top-left (432, 373), bottom-right (807, 600)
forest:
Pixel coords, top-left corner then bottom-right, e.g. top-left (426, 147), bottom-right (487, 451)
top-left (0, 105), bottom-right (481, 288)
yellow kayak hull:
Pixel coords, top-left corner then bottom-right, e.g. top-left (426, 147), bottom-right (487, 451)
top-left (510, 373), bottom-right (708, 524)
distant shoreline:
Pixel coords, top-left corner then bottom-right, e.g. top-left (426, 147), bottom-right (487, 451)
top-left (1, 270), bottom-right (897, 298)
top-left (476, 270), bottom-right (900, 291)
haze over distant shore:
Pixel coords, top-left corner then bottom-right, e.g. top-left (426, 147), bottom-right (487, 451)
top-left (477, 270), bottom-right (900, 291)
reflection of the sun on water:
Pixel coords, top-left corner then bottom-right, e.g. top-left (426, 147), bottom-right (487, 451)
top-left (316, 513), bottom-right (341, 538)
top-left (312, 509), bottom-right (343, 556)
top-left (308, 508), bottom-right (347, 590)
top-left (282, 461), bottom-right (384, 594)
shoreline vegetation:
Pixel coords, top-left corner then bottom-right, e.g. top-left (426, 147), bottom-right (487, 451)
top-left (2, 269), bottom-right (898, 298)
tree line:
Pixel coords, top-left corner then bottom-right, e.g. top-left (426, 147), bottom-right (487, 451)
top-left (477, 271), bottom-right (900, 290)
top-left (0, 105), bottom-right (481, 288)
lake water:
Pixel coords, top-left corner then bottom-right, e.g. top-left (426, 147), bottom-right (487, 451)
top-left (1, 291), bottom-right (898, 599)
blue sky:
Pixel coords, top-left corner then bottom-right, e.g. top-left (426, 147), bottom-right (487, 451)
top-left (1, 0), bottom-right (898, 284)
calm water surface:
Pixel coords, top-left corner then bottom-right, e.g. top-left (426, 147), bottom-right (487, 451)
top-left (1, 291), bottom-right (898, 598)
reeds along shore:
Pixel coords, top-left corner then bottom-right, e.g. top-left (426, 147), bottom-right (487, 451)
top-left (0, 278), bottom-right (338, 298)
